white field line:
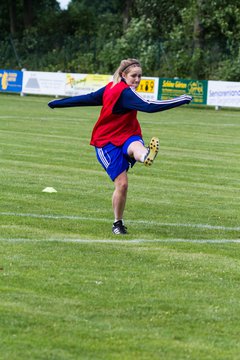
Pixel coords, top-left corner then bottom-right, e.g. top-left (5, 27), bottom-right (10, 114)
top-left (1, 211), bottom-right (240, 232)
top-left (0, 238), bottom-right (240, 244)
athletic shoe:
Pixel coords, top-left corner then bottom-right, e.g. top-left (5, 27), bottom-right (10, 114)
top-left (112, 220), bottom-right (128, 235)
top-left (144, 137), bottom-right (159, 167)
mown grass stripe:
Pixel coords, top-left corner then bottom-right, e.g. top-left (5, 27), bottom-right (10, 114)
top-left (0, 237), bottom-right (240, 244)
top-left (1, 211), bottom-right (240, 231)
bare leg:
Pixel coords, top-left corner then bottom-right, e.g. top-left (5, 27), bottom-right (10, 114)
top-left (127, 141), bottom-right (148, 162)
top-left (112, 171), bottom-right (128, 221)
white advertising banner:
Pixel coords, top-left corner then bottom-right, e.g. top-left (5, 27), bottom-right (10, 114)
top-left (22, 71), bottom-right (159, 101)
top-left (207, 81), bottom-right (240, 108)
top-left (22, 71), bottom-right (66, 95)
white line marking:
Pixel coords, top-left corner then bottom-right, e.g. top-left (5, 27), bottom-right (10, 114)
top-left (0, 238), bottom-right (240, 244)
top-left (1, 211), bottom-right (240, 231)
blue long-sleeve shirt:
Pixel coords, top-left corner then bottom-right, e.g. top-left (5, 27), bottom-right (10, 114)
top-left (48, 84), bottom-right (192, 113)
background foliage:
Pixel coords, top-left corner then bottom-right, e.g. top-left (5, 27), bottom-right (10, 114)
top-left (1, 0), bottom-right (240, 80)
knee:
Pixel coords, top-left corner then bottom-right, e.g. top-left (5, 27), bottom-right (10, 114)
top-left (115, 179), bottom-right (128, 194)
top-left (119, 181), bottom-right (128, 194)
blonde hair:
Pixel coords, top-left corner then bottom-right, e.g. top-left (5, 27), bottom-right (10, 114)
top-left (112, 58), bottom-right (141, 85)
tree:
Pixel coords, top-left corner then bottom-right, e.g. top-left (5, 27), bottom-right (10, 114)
top-left (8, 0), bottom-right (17, 35)
top-left (1, 0), bottom-right (240, 80)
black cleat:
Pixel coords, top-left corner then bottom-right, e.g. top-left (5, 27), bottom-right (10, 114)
top-left (112, 220), bottom-right (128, 235)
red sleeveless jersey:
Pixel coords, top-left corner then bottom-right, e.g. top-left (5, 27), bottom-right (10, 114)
top-left (90, 81), bottom-right (142, 147)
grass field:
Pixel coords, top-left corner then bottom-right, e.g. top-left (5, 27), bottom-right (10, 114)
top-left (0, 93), bottom-right (240, 359)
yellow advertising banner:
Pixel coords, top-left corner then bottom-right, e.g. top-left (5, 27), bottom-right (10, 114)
top-left (137, 79), bottom-right (155, 93)
top-left (65, 73), bottom-right (113, 96)
top-left (136, 77), bottom-right (159, 100)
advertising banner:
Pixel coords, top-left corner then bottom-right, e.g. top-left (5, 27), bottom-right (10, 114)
top-left (12, 70), bottom-right (240, 109)
top-left (65, 74), bottom-right (159, 99)
top-left (21, 71), bottom-right (159, 100)
top-left (158, 78), bottom-right (208, 105)
top-left (136, 77), bottom-right (159, 101)
top-left (65, 73), bottom-right (112, 96)
top-left (0, 70), bottom-right (23, 93)
top-left (22, 71), bottom-right (66, 95)
top-left (207, 81), bottom-right (240, 108)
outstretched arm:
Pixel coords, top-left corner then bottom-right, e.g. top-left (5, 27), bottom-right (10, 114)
top-left (114, 87), bottom-right (192, 113)
top-left (48, 86), bottom-right (105, 109)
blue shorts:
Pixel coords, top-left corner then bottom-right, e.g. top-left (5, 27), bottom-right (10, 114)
top-left (95, 135), bottom-right (144, 181)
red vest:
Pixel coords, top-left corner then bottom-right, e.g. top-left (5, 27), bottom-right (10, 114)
top-left (90, 81), bottom-right (142, 147)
